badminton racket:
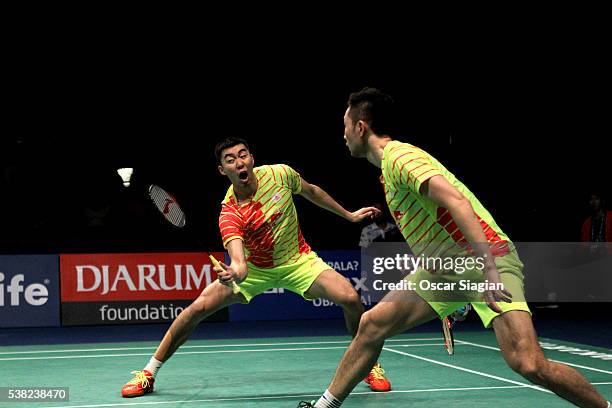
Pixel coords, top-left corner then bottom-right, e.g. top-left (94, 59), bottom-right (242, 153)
top-left (442, 316), bottom-right (455, 355)
top-left (147, 184), bottom-right (240, 294)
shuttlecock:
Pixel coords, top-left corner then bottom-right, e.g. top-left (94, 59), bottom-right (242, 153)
top-left (117, 167), bottom-right (134, 187)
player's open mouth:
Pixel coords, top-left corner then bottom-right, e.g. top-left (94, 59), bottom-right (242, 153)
top-left (238, 170), bottom-right (249, 181)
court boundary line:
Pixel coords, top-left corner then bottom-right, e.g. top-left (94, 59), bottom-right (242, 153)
top-left (455, 339), bottom-right (612, 375)
top-left (39, 385), bottom-right (528, 408)
top-left (383, 346), bottom-right (552, 394)
top-left (0, 338), bottom-right (442, 356)
top-left (6, 338), bottom-right (607, 408)
top-left (0, 344), bottom-right (443, 362)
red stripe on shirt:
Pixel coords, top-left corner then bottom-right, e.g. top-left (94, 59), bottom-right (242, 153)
top-left (402, 162), bottom-right (427, 184)
top-left (400, 208), bottom-right (424, 233)
top-left (405, 216), bottom-right (429, 240)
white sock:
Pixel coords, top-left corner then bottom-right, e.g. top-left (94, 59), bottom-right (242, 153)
top-left (314, 389), bottom-right (342, 408)
top-left (144, 356), bottom-right (163, 377)
top-left (606, 401), bottom-right (610, 408)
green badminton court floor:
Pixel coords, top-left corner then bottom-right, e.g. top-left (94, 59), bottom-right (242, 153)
top-left (0, 331), bottom-right (610, 407)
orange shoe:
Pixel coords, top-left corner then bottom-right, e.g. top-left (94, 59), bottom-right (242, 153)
top-left (363, 363), bottom-right (391, 392)
top-left (121, 370), bottom-right (155, 398)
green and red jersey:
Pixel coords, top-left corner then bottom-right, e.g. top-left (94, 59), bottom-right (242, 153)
top-left (381, 140), bottom-right (510, 258)
top-left (219, 164), bottom-right (311, 268)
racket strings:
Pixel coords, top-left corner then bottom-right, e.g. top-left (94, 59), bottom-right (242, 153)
top-left (149, 186), bottom-right (186, 228)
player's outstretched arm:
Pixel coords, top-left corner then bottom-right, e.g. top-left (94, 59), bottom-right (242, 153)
top-left (421, 175), bottom-right (512, 312)
top-left (299, 178), bottom-right (381, 222)
top-left (215, 239), bottom-right (248, 286)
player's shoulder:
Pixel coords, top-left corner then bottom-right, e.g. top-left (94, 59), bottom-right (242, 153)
top-left (385, 140), bottom-right (422, 159)
top-left (260, 163), bottom-right (296, 172)
top-left (384, 140), bottom-right (434, 173)
top-left (256, 164), bottom-right (298, 180)
top-left (220, 186), bottom-right (237, 207)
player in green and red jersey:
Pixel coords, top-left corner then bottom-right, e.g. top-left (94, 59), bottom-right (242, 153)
top-left (299, 88), bottom-right (609, 408)
top-left (121, 137), bottom-right (392, 397)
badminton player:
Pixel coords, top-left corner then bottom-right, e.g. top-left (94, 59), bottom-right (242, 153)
top-left (121, 137), bottom-right (392, 397)
top-left (299, 88), bottom-right (610, 408)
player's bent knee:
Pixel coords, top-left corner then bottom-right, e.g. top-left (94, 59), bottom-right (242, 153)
top-left (338, 290), bottom-right (362, 310)
top-left (357, 310), bottom-right (389, 343)
top-left (508, 355), bottom-right (546, 382)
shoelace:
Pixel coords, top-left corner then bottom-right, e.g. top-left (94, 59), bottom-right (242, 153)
top-left (370, 364), bottom-right (386, 380)
top-left (127, 371), bottom-right (150, 387)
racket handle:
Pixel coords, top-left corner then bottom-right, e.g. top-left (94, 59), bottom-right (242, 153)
top-left (208, 254), bottom-right (241, 294)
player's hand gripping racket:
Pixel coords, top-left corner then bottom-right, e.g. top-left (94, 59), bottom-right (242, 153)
top-left (442, 316), bottom-right (455, 355)
top-left (147, 184), bottom-right (240, 294)
top-left (208, 254), bottom-right (241, 294)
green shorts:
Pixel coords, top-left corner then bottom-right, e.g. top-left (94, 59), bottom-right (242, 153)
top-left (409, 249), bottom-right (531, 328)
top-left (235, 251), bottom-right (331, 303)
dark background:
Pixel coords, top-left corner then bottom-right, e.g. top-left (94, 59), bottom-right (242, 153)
top-left (1, 35), bottom-right (609, 255)
top-left (0, 20), bottom-right (610, 346)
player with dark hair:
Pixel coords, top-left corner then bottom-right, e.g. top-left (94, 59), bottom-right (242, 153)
top-left (298, 88), bottom-right (610, 408)
top-left (121, 137), bottom-right (393, 397)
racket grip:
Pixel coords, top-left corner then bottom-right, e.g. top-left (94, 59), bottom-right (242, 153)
top-left (208, 254), bottom-right (241, 294)
top-left (231, 282), bottom-right (240, 294)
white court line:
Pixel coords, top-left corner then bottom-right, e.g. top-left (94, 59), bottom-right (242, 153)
top-left (36, 382), bottom-right (612, 408)
top-left (0, 337), bottom-right (441, 355)
top-left (383, 347), bottom-right (551, 394)
top-left (39, 385), bottom-right (528, 408)
top-left (592, 382), bottom-right (612, 385)
top-left (455, 340), bottom-right (612, 375)
top-left (0, 344), bottom-right (443, 362)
